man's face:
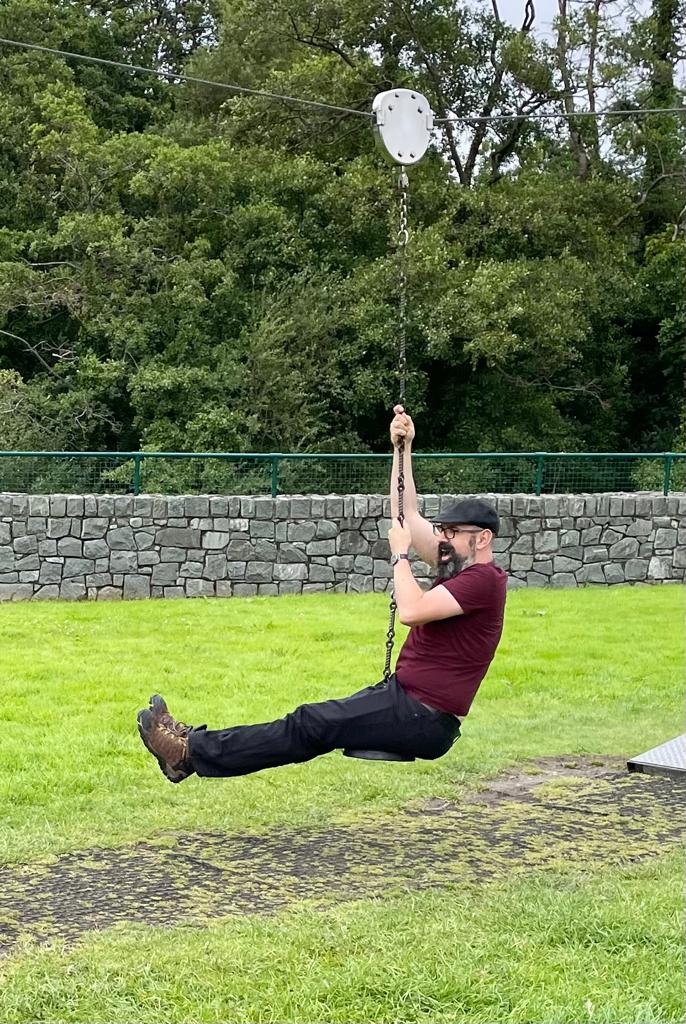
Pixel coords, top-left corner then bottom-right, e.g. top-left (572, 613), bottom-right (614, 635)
top-left (434, 524), bottom-right (481, 580)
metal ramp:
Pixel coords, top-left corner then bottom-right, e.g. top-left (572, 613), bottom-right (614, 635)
top-left (627, 734), bottom-right (686, 779)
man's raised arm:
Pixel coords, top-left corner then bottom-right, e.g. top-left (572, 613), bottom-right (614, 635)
top-left (389, 405), bottom-right (438, 567)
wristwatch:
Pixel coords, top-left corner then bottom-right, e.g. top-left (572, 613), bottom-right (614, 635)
top-left (390, 553), bottom-right (410, 566)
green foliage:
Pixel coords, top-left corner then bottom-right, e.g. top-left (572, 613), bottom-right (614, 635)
top-left (0, 0), bottom-right (683, 459)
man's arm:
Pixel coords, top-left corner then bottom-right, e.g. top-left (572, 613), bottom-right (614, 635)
top-left (389, 405), bottom-right (439, 567)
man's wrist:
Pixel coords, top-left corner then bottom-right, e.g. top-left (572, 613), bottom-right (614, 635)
top-left (390, 552), bottom-right (410, 566)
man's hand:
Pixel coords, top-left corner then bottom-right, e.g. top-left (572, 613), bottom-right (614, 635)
top-left (388, 518), bottom-right (413, 556)
top-left (390, 404), bottom-right (415, 448)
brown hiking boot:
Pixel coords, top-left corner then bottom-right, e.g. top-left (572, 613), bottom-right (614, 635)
top-left (136, 694), bottom-right (195, 784)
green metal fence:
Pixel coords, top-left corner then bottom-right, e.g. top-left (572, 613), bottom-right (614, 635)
top-left (0, 450), bottom-right (684, 496)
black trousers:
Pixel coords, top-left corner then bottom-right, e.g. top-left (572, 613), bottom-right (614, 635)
top-left (187, 675), bottom-right (461, 778)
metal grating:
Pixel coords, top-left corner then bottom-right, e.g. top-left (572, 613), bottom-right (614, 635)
top-left (627, 734), bottom-right (686, 779)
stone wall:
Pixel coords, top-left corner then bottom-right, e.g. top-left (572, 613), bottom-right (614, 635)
top-left (0, 491), bottom-right (683, 601)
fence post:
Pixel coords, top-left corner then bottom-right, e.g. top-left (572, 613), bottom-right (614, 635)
top-left (271, 455), bottom-right (279, 498)
top-left (133, 453), bottom-right (142, 496)
top-left (534, 453), bottom-right (545, 496)
top-left (663, 454), bottom-right (673, 496)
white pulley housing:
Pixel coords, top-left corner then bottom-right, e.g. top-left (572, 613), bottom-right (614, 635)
top-left (372, 89), bottom-right (434, 165)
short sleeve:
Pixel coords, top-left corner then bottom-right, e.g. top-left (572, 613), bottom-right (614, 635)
top-left (440, 566), bottom-right (492, 614)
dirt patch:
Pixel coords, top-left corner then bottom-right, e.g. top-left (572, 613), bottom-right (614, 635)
top-left (0, 758), bottom-right (683, 954)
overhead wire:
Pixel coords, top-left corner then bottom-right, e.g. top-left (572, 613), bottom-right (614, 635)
top-left (0, 36), bottom-right (373, 120)
top-left (1, 36), bottom-right (685, 126)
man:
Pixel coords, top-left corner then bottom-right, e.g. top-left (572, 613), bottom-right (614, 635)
top-left (137, 405), bottom-right (507, 783)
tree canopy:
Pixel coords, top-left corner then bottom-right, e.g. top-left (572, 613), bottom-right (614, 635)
top-left (0, 0), bottom-right (684, 457)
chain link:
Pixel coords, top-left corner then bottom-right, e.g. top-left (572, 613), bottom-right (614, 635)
top-left (384, 166), bottom-right (410, 682)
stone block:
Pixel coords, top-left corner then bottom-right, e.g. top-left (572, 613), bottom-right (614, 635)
top-left (210, 497), bottom-right (229, 516)
top-left (511, 554), bottom-right (533, 571)
top-left (337, 531), bottom-right (368, 555)
top-left (625, 559), bottom-right (649, 580)
top-left (97, 586), bottom-right (123, 600)
top-left (246, 562), bottom-right (273, 583)
top-left (581, 526), bottom-right (602, 545)
top-left (225, 561), bottom-right (246, 579)
top-left (288, 522), bottom-right (316, 543)
top-left (240, 498), bottom-right (255, 518)
top-left (510, 535), bottom-right (533, 554)
top-left (517, 518), bottom-right (540, 534)
top-left (162, 586), bottom-right (185, 598)
top-left (111, 551), bottom-right (139, 573)
top-left (184, 497), bottom-right (209, 518)
top-left (250, 520), bottom-right (274, 539)
top-left (274, 563), bottom-right (307, 581)
top-left (179, 561), bottom-right (204, 578)
top-left (315, 520), bottom-right (338, 540)
top-left (0, 583), bottom-right (34, 601)
top-left (26, 517), bottom-right (47, 536)
top-left (349, 574), bottom-right (374, 592)
top-left (107, 526), bottom-right (135, 549)
top-left (156, 527), bottom-right (202, 548)
top-left (233, 583), bottom-right (258, 596)
top-left (14, 554), bottom-right (39, 572)
top-left (648, 556), bottom-right (672, 579)
top-left (603, 564), bottom-right (625, 585)
top-left (86, 573), bottom-right (113, 587)
top-left (584, 546), bottom-right (608, 563)
top-left (353, 555), bottom-right (373, 573)
top-left (152, 563), bottom-right (180, 585)
top-left (203, 554), bottom-right (227, 580)
top-left (124, 575), bottom-right (151, 599)
top-left (303, 583), bottom-right (328, 594)
top-left (532, 559), bottom-right (553, 575)
top-left (371, 539), bottom-right (391, 559)
top-left (534, 531), bottom-right (557, 554)
top-left (133, 497), bottom-right (153, 516)
top-left (159, 547), bottom-right (185, 562)
top-left (10, 495), bottom-right (28, 516)
top-left (253, 540), bottom-right (277, 560)
top-left (81, 518), bottom-right (108, 540)
top-left (83, 539), bottom-right (109, 559)
top-left (600, 528), bottom-right (624, 545)
top-left (63, 558), bottom-right (95, 578)
top-left (550, 573), bottom-right (577, 588)
top-left (609, 537), bottom-right (639, 559)
top-left (0, 573), bottom-right (18, 583)
top-left (278, 581), bottom-right (302, 595)
top-left (226, 539), bottom-right (254, 561)
top-left (28, 495), bottom-right (49, 516)
top-left (654, 528), bottom-right (677, 549)
top-left (290, 497), bottom-right (311, 518)
top-left (202, 531), bottom-right (230, 550)
top-left (253, 497), bottom-right (274, 519)
top-left (11, 521), bottom-right (26, 538)
top-left (60, 580), bottom-right (87, 600)
top-left (258, 584), bottom-right (279, 596)
top-left (48, 518), bottom-right (71, 539)
top-left (135, 532), bottom-right (155, 551)
top-left (328, 555), bottom-right (354, 572)
top-left (309, 564), bottom-right (334, 582)
top-left (32, 585), bottom-right (59, 600)
top-left (560, 530), bottom-right (580, 547)
top-left (307, 540), bottom-right (335, 556)
top-left (525, 572), bottom-right (548, 588)
top-left (577, 564), bottom-right (606, 584)
top-left (373, 559), bottom-right (393, 578)
top-left (14, 535), bottom-right (38, 555)
top-left (0, 549), bottom-right (14, 572)
top-left (65, 497), bottom-right (84, 517)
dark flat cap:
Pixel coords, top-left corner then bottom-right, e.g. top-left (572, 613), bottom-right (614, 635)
top-left (430, 498), bottom-right (499, 536)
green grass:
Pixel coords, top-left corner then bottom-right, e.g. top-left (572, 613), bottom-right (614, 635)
top-left (0, 586), bottom-right (683, 1023)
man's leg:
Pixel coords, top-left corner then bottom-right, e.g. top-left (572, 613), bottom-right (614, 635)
top-left (137, 677), bottom-right (460, 781)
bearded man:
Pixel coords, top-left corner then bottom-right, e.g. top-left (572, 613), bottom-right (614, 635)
top-left (136, 405), bottom-right (507, 783)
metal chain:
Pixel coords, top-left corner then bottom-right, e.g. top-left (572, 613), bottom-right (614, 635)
top-left (384, 166), bottom-right (410, 682)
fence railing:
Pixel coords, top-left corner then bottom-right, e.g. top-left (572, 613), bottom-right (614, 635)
top-left (0, 450), bottom-right (684, 496)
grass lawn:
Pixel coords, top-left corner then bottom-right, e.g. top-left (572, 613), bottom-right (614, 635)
top-left (0, 585), bottom-right (683, 1022)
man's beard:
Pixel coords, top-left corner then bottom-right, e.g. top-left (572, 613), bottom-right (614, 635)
top-left (435, 541), bottom-right (467, 581)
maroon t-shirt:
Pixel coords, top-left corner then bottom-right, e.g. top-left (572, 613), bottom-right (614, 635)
top-left (395, 562), bottom-right (507, 717)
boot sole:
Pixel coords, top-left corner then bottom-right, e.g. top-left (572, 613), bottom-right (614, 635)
top-left (136, 707), bottom-right (187, 784)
